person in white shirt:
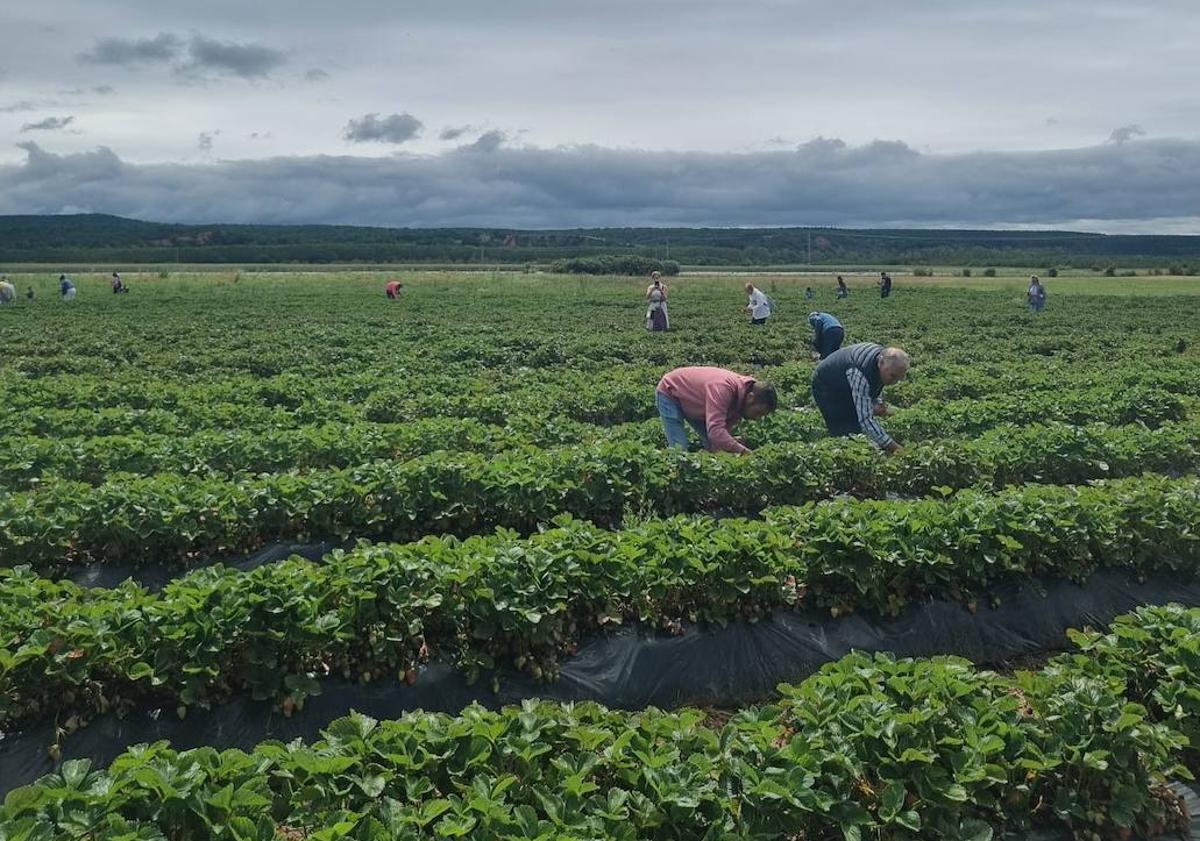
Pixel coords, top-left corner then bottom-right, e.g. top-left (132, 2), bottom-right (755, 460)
top-left (745, 283), bottom-right (770, 325)
top-left (0, 278), bottom-right (15, 304)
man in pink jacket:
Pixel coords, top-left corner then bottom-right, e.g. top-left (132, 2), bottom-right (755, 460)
top-left (655, 367), bottom-right (778, 454)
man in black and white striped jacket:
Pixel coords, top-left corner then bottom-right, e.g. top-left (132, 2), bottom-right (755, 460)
top-left (810, 342), bottom-right (910, 454)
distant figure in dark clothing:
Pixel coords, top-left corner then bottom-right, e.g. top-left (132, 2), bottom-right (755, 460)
top-left (808, 312), bottom-right (845, 359)
top-left (804, 286), bottom-right (815, 300)
top-left (879, 272), bottom-right (893, 298)
top-left (25, 286), bottom-right (34, 301)
top-left (836, 276), bottom-right (849, 299)
top-left (810, 343), bottom-right (909, 454)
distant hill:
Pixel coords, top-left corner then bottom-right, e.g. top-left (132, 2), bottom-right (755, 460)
top-left (2, 213), bottom-right (1200, 269)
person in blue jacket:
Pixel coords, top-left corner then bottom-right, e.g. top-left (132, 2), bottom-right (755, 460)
top-left (808, 311), bottom-right (845, 359)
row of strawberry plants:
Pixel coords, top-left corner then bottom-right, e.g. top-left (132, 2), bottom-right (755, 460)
top-left (0, 381), bottom-right (1183, 490)
top-left (1053, 603), bottom-right (1200, 775)
top-left (3, 354), bottom-right (1196, 420)
top-left (2, 638), bottom-right (1193, 840)
top-left (0, 382), bottom-right (1190, 493)
top-left (1, 417), bottom-right (1197, 569)
top-left (890, 358), bottom-right (1200, 404)
top-left (0, 417), bottom-right (589, 490)
top-left (2, 474), bottom-right (1198, 732)
top-left (0, 360), bottom-right (1189, 438)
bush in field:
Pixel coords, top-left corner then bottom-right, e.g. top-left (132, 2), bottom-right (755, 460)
top-left (1046, 267), bottom-right (1058, 277)
top-left (961, 268), bottom-right (972, 277)
top-left (550, 255), bottom-right (680, 276)
top-left (983, 267), bottom-right (996, 277)
top-left (912, 267), bottom-right (932, 276)
top-left (1104, 266), bottom-right (1117, 276)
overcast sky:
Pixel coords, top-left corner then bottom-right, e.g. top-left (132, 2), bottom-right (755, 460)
top-left (2, 0), bottom-right (1199, 230)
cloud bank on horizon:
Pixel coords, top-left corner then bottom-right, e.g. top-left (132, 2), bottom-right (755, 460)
top-left (6, 136), bottom-right (1200, 232)
top-left (1, 0), bottom-right (1198, 231)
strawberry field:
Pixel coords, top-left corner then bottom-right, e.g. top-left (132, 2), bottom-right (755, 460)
top-left (2, 270), bottom-right (1200, 838)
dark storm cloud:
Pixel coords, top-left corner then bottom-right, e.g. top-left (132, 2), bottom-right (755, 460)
top-left (19, 116), bottom-right (74, 132)
top-left (4, 135), bottom-right (1199, 230)
top-left (197, 131), bottom-right (219, 152)
top-left (78, 32), bottom-right (182, 65)
top-left (180, 36), bottom-right (287, 79)
top-left (343, 112), bottom-right (423, 143)
top-left (304, 68), bottom-right (330, 82)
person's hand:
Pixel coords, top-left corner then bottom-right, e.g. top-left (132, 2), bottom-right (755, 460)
top-left (873, 402), bottom-right (891, 417)
top-left (884, 441), bottom-right (903, 455)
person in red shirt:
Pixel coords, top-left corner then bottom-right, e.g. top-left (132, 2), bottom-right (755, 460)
top-left (385, 280), bottom-right (404, 299)
top-left (655, 366), bottom-right (777, 453)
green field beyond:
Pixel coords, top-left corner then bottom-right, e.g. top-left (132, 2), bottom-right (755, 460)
top-left (3, 271), bottom-right (1200, 839)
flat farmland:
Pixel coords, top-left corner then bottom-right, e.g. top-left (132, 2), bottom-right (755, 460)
top-left (3, 270), bottom-right (1200, 839)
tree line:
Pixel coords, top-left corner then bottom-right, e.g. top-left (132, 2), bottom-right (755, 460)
top-left (2, 213), bottom-right (1200, 268)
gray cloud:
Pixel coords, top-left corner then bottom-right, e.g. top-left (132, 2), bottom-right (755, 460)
top-left (6, 136), bottom-right (1200, 231)
top-left (78, 32), bottom-right (284, 80)
top-left (465, 129), bottom-right (506, 152)
top-left (181, 36), bottom-right (287, 79)
top-left (304, 68), bottom-right (330, 82)
top-left (0, 100), bottom-right (43, 113)
top-left (439, 124), bottom-right (475, 141)
top-left (58, 85), bottom-right (117, 97)
top-left (343, 112), bottom-right (423, 143)
top-left (197, 130), bottom-right (219, 152)
top-left (1109, 124), bottom-right (1146, 144)
top-left (78, 32), bottom-right (181, 65)
top-left (20, 116), bottom-right (74, 132)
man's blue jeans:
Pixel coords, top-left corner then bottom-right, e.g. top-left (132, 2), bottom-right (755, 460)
top-left (657, 391), bottom-right (708, 450)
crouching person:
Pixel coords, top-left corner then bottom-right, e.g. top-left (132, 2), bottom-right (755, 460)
top-left (810, 343), bottom-right (909, 454)
top-left (655, 366), bottom-right (777, 453)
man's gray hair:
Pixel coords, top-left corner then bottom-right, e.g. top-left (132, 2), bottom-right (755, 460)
top-left (881, 347), bottom-right (911, 369)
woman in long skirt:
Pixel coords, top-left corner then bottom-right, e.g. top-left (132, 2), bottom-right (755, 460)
top-left (646, 274), bottom-right (670, 331)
